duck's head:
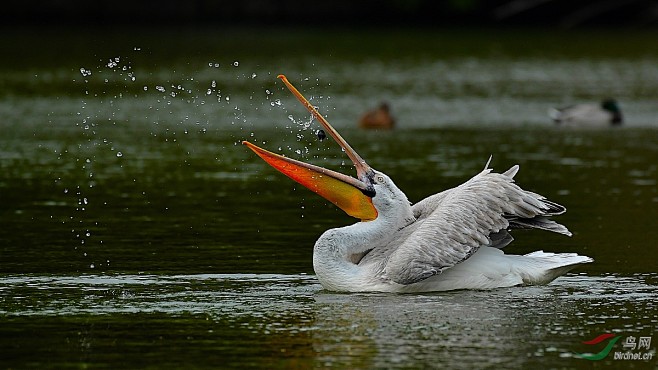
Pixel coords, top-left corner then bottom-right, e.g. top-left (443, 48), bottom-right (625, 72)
top-left (601, 99), bottom-right (623, 125)
top-left (243, 75), bottom-right (383, 221)
top-left (601, 99), bottom-right (619, 112)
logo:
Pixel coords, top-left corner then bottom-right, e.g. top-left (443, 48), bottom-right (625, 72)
top-left (576, 333), bottom-right (654, 361)
top-left (576, 334), bottom-right (621, 360)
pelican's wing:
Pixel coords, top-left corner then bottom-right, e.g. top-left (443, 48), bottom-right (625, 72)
top-left (382, 165), bottom-right (570, 285)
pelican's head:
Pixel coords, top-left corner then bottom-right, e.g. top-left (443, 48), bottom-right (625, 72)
top-left (365, 170), bottom-right (412, 219)
top-left (243, 75), bottom-right (382, 221)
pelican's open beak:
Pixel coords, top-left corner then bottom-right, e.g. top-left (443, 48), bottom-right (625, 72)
top-left (242, 74), bottom-right (377, 221)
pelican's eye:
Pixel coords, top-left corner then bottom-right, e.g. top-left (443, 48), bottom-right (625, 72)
top-left (375, 174), bottom-right (385, 183)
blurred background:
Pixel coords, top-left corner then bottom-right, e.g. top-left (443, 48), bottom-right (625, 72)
top-left (1, 0), bottom-right (657, 288)
top-left (3, 0), bottom-right (658, 28)
top-left (2, 0), bottom-right (657, 289)
top-left (1, 2), bottom-right (657, 369)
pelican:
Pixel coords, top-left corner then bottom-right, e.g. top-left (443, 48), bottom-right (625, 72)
top-left (243, 75), bottom-right (593, 293)
top-left (549, 99), bottom-right (623, 126)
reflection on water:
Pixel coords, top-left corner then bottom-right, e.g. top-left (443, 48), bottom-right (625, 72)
top-left (1, 273), bottom-right (656, 368)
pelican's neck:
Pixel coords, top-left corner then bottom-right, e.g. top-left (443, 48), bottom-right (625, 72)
top-left (313, 206), bottom-right (414, 292)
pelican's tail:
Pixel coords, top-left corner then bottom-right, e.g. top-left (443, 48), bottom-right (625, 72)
top-left (516, 250), bottom-right (593, 285)
top-left (412, 248), bottom-right (592, 292)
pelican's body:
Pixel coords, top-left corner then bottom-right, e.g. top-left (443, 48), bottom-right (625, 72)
top-left (549, 99), bottom-right (622, 126)
top-left (244, 75), bottom-right (592, 293)
top-left (312, 166), bottom-right (591, 292)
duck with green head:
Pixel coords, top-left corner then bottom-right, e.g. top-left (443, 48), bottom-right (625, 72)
top-left (549, 98), bottom-right (623, 126)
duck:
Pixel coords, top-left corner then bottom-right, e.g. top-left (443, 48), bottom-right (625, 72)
top-left (358, 102), bottom-right (395, 129)
top-left (549, 99), bottom-right (622, 126)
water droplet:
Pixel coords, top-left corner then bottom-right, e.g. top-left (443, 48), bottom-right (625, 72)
top-left (116, 152), bottom-right (123, 157)
top-left (251, 73), bottom-right (257, 78)
top-left (79, 68), bottom-right (92, 77)
top-left (233, 61), bottom-right (239, 67)
top-left (155, 85), bottom-right (165, 93)
top-left (90, 263), bottom-right (95, 269)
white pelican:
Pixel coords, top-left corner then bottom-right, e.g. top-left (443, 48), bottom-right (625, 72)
top-left (243, 75), bottom-right (593, 293)
top-left (549, 99), bottom-right (623, 126)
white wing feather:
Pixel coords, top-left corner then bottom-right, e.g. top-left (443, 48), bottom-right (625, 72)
top-left (377, 166), bottom-right (570, 285)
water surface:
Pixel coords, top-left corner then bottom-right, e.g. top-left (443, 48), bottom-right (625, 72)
top-left (2, 273), bottom-right (656, 369)
top-left (1, 27), bottom-right (657, 368)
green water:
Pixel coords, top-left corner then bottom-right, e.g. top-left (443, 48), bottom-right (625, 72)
top-left (1, 27), bottom-right (657, 369)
